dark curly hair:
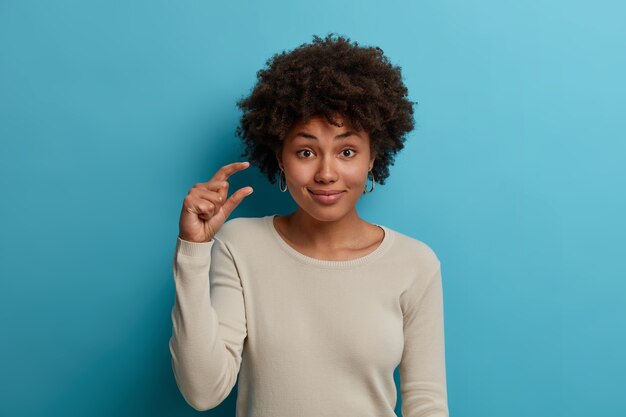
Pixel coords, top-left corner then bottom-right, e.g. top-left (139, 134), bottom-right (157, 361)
top-left (234, 33), bottom-right (416, 186)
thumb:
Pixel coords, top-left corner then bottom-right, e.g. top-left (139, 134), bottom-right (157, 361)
top-left (220, 186), bottom-right (253, 219)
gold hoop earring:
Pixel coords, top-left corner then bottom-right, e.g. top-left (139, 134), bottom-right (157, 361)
top-left (363, 170), bottom-right (375, 194)
top-left (279, 169), bottom-right (288, 192)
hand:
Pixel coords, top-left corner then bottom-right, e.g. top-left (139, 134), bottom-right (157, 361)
top-left (178, 161), bottom-right (253, 243)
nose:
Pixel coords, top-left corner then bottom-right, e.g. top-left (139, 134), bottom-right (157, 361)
top-left (314, 155), bottom-right (338, 183)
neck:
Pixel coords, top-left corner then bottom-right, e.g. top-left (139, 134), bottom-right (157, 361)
top-left (283, 208), bottom-right (368, 251)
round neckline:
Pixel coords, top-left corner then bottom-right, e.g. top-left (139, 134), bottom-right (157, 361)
top-left (265, 214), bottom-right (394, 269)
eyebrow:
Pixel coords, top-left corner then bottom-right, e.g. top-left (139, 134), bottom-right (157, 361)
top-left (293, 131), bottom-right (361, 140)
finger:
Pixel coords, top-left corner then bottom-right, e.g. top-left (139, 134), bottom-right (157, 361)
top-left (185, 198), bottom-right (217, 218)
top-left (215, 180), bottom-right (229, 202)
top-left (195, 179), bottom-right (228, 192)
top-left (211, 161), bottom-right (251, 182)
top-left (194, 179), bottom-right (229, 202)
top-left (219, 186), bottom-right (253, 219)
top-left (185, 205), bottom-right (208, 221)
top-left (193, 188), bottom-right (224, 206)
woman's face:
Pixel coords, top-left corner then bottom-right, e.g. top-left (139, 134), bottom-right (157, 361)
top-left (277, 114), bottom-right (375, 222)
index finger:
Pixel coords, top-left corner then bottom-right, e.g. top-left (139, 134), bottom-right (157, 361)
top-left (211, 161), bottom-right (251, 182)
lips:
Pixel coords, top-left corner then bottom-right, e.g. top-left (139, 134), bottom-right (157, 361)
top-left (307, 189), bottom-right (345, 205)
top-left (308, 189), bottom-right (345, 195)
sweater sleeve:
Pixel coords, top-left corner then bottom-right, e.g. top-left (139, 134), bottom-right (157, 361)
top-left (169, 236), bottom-right (247, 411)
top-left (399, 263), bottom-right (449, 417)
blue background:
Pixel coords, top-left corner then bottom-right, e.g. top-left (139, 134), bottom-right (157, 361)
top-left (1, 1), bottom-right (625, 416)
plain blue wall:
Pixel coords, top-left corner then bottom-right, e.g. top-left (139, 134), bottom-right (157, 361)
top-left (1, 0), bottom-right (625, 416)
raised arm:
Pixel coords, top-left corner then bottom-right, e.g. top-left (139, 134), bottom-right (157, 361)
top-left (399, 263), bottom-right (449, 417)
top-left (169, 235), bottom-right (247, 411)
top-left (169, 161), bottom-right (252, 410)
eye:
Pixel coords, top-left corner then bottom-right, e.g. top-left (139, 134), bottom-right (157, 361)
top-left (296, 149), bottom-right (314, 158)
top-left (341, 148), bottom-right (357, 158)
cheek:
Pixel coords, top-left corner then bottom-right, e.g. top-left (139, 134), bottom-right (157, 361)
top-left (283, 165), bottom-right (312, 185)
top-left (345, 166), bottom-right (369, 183)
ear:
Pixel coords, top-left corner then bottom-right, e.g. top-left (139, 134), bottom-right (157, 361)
top-left (276, 152), bottom-right (283, 171)
top-left (368, 155), bottom-right (376, 171)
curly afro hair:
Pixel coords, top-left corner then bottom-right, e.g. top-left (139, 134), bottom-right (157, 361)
top-left (234, 33), bottom-right (416, 186)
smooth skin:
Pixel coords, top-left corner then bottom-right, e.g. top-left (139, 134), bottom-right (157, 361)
top-left (274, 114), bottom-right (385, 261)
top-left (178, 161), bottom-right (253, 243)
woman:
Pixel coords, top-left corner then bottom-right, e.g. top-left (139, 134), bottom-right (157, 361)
top-left (170, 34), bottom-right (449, 417)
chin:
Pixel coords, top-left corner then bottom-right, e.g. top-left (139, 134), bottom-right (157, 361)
top-left (298, 204), bottom-right (353, 222)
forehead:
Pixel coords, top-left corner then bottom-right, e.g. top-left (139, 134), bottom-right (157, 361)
top-left (290, 114), bottom-right (350, 130)
top-left (285, 115), bottom-right (368, 140)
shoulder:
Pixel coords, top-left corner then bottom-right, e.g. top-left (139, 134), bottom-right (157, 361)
top-left (382, 224), bottom-right (441, 276)
top-left (213, 215), bottom-right (269, 245)
top-left (382, 226), bottom-right (445, 310)
top-left (385, 225), bottom-right (440, 265)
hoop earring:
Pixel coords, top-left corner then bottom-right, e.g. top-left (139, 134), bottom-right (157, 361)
top-left (279, 169), bottom-right (288, 192)
top-left (363, 170), bottom-right (375, 194)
